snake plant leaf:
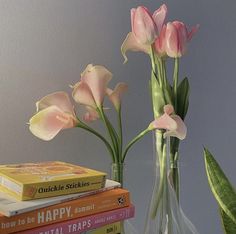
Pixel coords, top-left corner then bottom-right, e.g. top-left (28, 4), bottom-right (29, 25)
top-left (204, 148), bottom-right (236, 224)
top-left (177, 77), bottom-right (190, 120)
top-left (220, 208), bottom-right (236, 234)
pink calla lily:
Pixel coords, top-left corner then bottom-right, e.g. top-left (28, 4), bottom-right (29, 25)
top-left (72, 64), bottom-right (112, 108)
top-left (106, 83), bottom-right (128, 110)
top-left (29, 92), bottom-right (78, 141)
top-left (83, 106), bottom-right (100, 123)
top-left (149, 104), bottom-right (187, 140)
top-left (165, 21), bottom-right (199, 58)
top-left (121, 32), bottom-right (150, 63)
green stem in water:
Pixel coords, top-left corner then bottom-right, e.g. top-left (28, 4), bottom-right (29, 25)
top-left (122, 128), bottom-right (151, 162)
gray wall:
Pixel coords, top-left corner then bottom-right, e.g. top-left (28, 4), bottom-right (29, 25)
top-left (0, 1), bottom-right (236, 233)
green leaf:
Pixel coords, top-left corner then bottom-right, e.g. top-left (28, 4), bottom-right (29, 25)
top-left (204, 148), bottom-right (236, 225)
top-left (151, 71), bottom-right (165, 118)
top-left (220, 208), bottom-right (236, 234)
top-left (177, 77), bottom-right (190, 120)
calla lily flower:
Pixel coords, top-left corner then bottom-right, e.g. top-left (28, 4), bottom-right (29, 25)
top-left (72, 64), bottom-right (112, 108)
top-left (106, 83), bottom-right (128, 111)
top-left (149, 104), bottom-right (187, 140)
top-left (165, 21), bottom-right (199, 58)
top-left (121, 5), bottom-right (167, 63)
top-left (83, 106), bottom-right (99, 122)
top-left (29, 92), bottom-right (78, 141)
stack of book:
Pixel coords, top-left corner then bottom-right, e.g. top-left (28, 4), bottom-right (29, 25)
top-left (0, 161), bottom-right (135, 234)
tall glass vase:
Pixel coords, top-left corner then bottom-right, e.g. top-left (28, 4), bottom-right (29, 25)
top-left (144, 134), bottom-right (199, 234)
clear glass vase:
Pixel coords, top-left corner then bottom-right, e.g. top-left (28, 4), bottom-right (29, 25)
top-left (110, 162), bottom-right (139, 234)
top-left (144, 133), bottom-right (199, 234)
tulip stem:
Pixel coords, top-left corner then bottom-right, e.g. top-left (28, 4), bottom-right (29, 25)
top-left (150, 45), bottom-right (158, 79)
top-left (173, 58), bottom-right (179, 111)
top-left (122, 128), bottom-right (151, 162)
top-left (77, 122), bottom-right (115, 162)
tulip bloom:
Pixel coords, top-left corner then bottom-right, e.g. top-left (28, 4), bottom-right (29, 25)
top-left (165, 21), bottom-right (199, 58)
top-left (72, 64), bottom-right (112, 108)
top-left (29, 92), bottom-right (78, 141)
top-left (106, 83), bottom-right (128, 111)
top-left (121, 4), bottom-right (167, 62)
top-left (149, 104), bottom-right (187, 140)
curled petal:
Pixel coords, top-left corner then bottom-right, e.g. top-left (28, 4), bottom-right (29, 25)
top-left (29, 106), bottom-right (77, 141)
top-left (121, 32), bottom-right (150, 63)
top-left (164, 115), bottom-right (187, 140)
top-left (81, 65), bottom-right (112, 107)
top-left (153, 4), bottom-right (167, 34)
top-left (72, 81), bottom-right (96, 108)
top-left (83, 106), bottom-right (99, 122)
top-left (151, 113), bottom-right (177, 131)
top-left (187, 24), bottom-right (200, 41)
top-left (107, 83), bottom-right (128, 110)
top-left (132, 6), bottom-right (157, 44)
top-left (36, 92), bottom-right (74, 114)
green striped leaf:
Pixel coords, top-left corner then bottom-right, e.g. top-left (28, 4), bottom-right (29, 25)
top-left (220, 208), bottom-right (236, 234)
top-left (204, 148), bottom-right (236, 225)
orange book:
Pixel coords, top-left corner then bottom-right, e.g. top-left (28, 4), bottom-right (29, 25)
top-left (0, 188), bottom-right (130, 234)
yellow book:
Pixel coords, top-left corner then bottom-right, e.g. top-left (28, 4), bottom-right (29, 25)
top-left (84, 222), bottom-right (121, 234)
top-left (0, 161), bottom-right (106, 200)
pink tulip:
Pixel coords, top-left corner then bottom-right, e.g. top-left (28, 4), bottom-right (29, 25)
top-left (152, 4), bottom-right (167, 35)
top-left (154, 24), bottom-right (167, 57)
top-left (131, 6), bottom-right (157, 45)
top-left (29, 92), bottom-right (78, 141)
top-left (149, 104), bottom-right (187, 140)
top-left (72, 64), bottom-right (112, 108)
top-left (121, 4), bottom-right (167, 62)
top-left (106, 83), bottom-right (128, 111)
top-left (165, 21), bottom-right (199, 58)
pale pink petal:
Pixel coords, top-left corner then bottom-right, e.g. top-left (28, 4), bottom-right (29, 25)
top-left (121, 32), bottom-right (150, 63)
top-left (131, 8), bottom-right (136, 33)
top-left (187, 24), bottom-right (200, 41)
top-left (133, 6), bottom-right (157, 44)
top-left (81, 65), bottom-right (112, 107)
top-left (107, 83), bottom-right (128, 110)
top-left (151, 113), bottom-right (177, 130)
top-left (165, 22), bottom-right (179, 57)
top-left (83, 106), bottom-right (99, 122)
top-left (154, 24), bottom-right (166, 56)
top-left (36, 92), bottom-right (74, 114)
top-left (164, 104), bottom-right (174, 115)
top-left (164, 115), bottom-right (187, 140)
top-left (153, 4), bottom-right (167, 34)
top-left (173, 21), bottom-right (188, 56)
top-left (72, 81), bottom-right (96, 108)
top-left (29, 106), bottom-right (76, 141)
